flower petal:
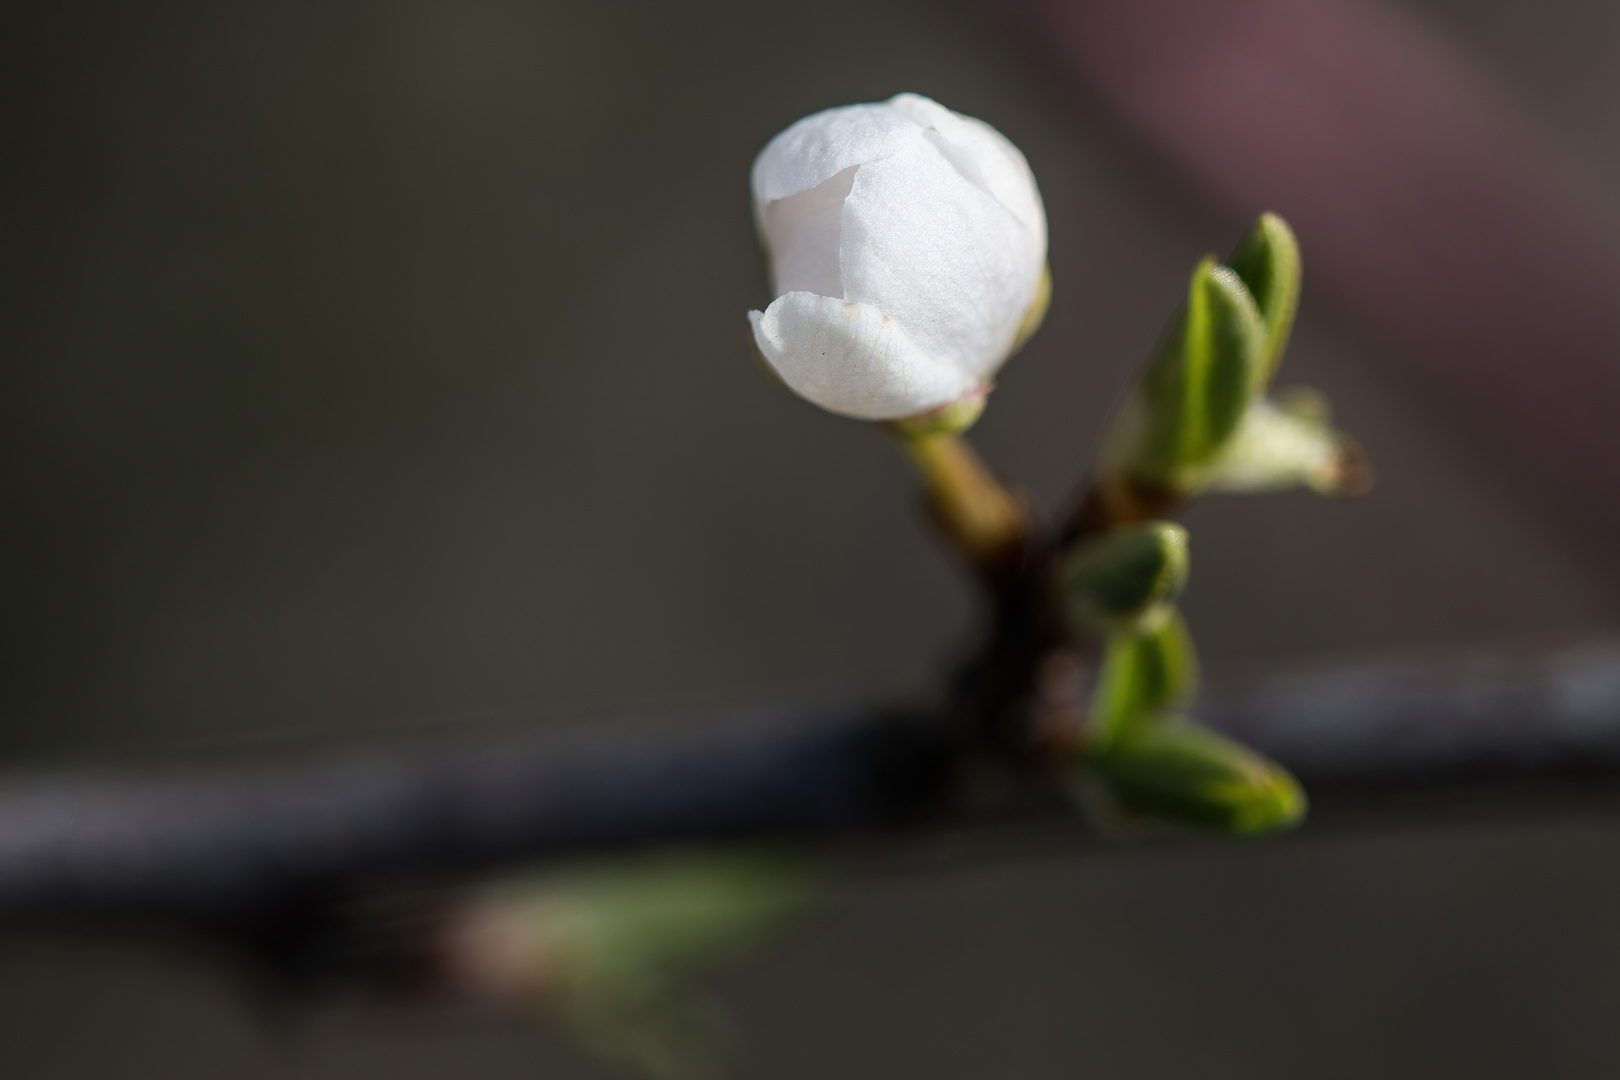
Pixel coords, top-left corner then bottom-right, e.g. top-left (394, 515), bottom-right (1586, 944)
top-left (886, 94), bottom-right (1047, 235)
top-left (749, 292), bottom-right (979, 420)
top-left (839, 139), bottom-right (1044, 381)
top-left (751, 103), bottom-right (919, 205)
top-left (756, 165), bottom-right (857, 298)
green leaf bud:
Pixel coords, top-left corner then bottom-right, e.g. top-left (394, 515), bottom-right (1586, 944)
top-left (1114, 258), bottom-right (1267, 488)
top-left (1061, 522), bottom-right (1189, 635)
top-left (1094, 721), bottom-right (1306, 834)
top-left (1227, 213), bottom-right (1301, 380)
top-left (1089, 610), bottom-right (1198, 750)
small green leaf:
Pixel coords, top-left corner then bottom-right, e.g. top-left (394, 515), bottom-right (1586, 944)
top-left (1061, 522), bottom-right (1189, 635)
top-left (1090, 610), bottom-right (1198, 750)
top-left (1227, 213), bottom-right (1301, 380)
top-left (1128, 258), bottom-right (1267, 485)
top-left (1194, 396), bottom-right (1371, 496)
top-left (1093, 721), bottom-right (1306, 834)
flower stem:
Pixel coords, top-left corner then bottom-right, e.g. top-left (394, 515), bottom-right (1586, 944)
top-left (892, 429), bottom-right (1027, 563)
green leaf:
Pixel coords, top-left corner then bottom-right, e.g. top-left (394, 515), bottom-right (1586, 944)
top-left (1061, 522), bottom-right (1189, 635)
top-left (1089, 610), bottom-right (1198, 750)
top-left (1093, 721), bottom-right (1306, 834)
top-left (1227, 213), bottom-right (1301, 381)
top-left (1194, 395), bottom-right (1371, 496)
top-left (1128, 258), bottom-right (1267, 485)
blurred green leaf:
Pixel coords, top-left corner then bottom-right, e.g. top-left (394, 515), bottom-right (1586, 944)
top-left (1090, 610), bottom-right (1198, 750)
top-left (1061, 522), bottom-right (1189, 635)
top-left (1093, 721), bottom-right (1306, 834)
top-left (531, 851), bottom-right (824, 991)
top-left (1227, 213), bottom-right (1301, 380)
top-left (473, 850), bottom-right (827, 1080)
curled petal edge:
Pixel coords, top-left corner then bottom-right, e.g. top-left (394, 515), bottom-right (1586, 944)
top-left (748, 292), bottom-right (980, 422)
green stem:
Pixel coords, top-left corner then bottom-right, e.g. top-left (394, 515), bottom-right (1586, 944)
top-left (892, 429), bottom-right (1027, 564)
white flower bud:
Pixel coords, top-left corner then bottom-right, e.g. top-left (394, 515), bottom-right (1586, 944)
top-left (748, 94), bottom-right (1048, 421)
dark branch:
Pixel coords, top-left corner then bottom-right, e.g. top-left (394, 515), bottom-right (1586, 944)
top-left (0, 642), bottom-right (1618, 949)
top-left (0, 704), bottom-right (953, 930)
top-left (1206, 641), bottom-right (1620, 789)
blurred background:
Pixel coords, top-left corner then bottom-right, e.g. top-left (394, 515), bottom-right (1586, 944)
top-left (4, 0), bottom-right (1620, 1076)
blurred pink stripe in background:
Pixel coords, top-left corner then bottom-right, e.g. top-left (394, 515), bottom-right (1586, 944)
top-left (1020, 0), bottom-right (1620, 541)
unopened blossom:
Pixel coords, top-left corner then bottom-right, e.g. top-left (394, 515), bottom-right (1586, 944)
top-left (748, 94), bottom-right (1048, 421)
